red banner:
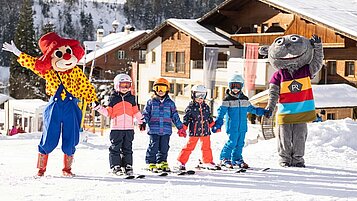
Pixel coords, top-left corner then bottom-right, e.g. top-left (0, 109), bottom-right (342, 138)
top-left (244, 43), bottom-right (259, 90)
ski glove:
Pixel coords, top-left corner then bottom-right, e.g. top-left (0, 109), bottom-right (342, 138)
top-left (91, 101), bottom-right (100, 110)
top-left (177, 128), bottom-right (187, 138)
top-left (139, 122), bottom-right (146, 131)
top-left (264, 109), bottom-right (273, 118)
top-left (211, 127), bottom-right (221, 133)
top-left (2, 40), bottom-right (21, 57)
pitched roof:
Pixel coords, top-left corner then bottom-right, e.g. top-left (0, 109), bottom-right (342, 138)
top-left (250, 84), bottom-right (357, 108)
top-left (199, 0), bottom-right (357, 41)
top-left (131, 18), bottom-right (234, 49)
top-left (78, 30), bottom-right (149, 65)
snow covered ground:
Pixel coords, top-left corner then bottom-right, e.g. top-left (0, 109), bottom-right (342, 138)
top-left (0, 119), bottom-right (356, 201)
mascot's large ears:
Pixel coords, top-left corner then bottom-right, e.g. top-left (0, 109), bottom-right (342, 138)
top-left (258, 45), bottom-right (269, 56)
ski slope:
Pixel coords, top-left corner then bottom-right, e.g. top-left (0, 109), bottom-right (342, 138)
top-left (0, 119), bottom-right (356, 200)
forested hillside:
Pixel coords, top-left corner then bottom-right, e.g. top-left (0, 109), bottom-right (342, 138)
top-left (0, 0), bottom-right (224, 99)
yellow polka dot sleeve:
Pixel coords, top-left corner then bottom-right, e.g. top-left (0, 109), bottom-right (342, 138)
top-left (72, 67), bottom-right (98, 103)
top-left (17, 53), bottom-right (46, 78)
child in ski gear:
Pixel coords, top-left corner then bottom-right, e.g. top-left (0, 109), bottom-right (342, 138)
top-left (259, 34), bottom-right (324, 167)
top-left (177, 85), bottom-right (216, 170)
top-left (93, 74), bottom-right (144, 176)
top-left (142, 78), bottom-right (184, 172)
top-left (212, 74), bottom-right (268, 169)
top-left (2, 32), bottom-right (97, 177)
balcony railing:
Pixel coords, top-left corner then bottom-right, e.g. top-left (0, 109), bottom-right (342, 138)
top-left (190, 60), bottom-right (227, 69)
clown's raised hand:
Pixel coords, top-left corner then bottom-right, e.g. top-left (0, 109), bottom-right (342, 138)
top-left (2, 40), bottom-right (21, 57)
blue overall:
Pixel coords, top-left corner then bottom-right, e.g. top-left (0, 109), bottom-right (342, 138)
top-left (38, 84), bottom-right (82, 156)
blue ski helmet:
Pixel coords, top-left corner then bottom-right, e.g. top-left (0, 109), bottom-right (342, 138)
top-left (228, 74), bottom-right (244, 90)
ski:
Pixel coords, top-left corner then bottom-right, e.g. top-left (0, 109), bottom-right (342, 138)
top-left (172, 170), bottom-right (196, 176)
top-left (143, 168), bottom-right (169, 176)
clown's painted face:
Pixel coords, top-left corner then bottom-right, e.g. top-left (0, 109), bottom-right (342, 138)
top-left (51, 45), bottom-right (78, 72)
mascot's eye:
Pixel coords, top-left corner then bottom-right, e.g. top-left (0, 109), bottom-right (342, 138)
top-left (290, 36), bottom-right (299, 42)
top-left (55, 50), bottom-right (63, 58)
top-left (275, 38), bottom-right (284, 45)
top-left (66, 48), bottom-right (72, 54)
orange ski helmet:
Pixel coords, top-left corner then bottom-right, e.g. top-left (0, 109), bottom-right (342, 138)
top-left (153, 78), bottom-right (170, 92)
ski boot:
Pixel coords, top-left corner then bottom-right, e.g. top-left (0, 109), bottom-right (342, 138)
top-left (62, 154), bottom-right (75, 177)
top-left (157, 161), bottom-right (171, 172)
top-left (232, 160), bottom-right (249, 169)
top-left (36, 153), bottom-right (48, 177)
top-left (279, 162), bottom-right (291, 167)
top-left (293, 162), bottom-right (305, 168)
top-left (112, 165), bottom-right (124, 175)
top-left (202, 162), bottom-right (221, 170)
top-left (124, 164), bottom-right (134, 176)
top-left (175, 162), bottom-right (186, 171)
top-left (148, 163), bottom-right (158, 172)
top-left (220, 159), bottom-right (233, 169)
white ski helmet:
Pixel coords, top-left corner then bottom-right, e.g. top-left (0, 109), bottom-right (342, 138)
top-left (191, 84), bottom-right (207, 99)
top-left (114, 74), bottom-right (132, 91)
top-left (228, 74), bottom-right (244, 90)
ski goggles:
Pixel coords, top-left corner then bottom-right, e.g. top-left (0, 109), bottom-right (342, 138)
top-left (118, 82), bottom-right (132, 89)
top-left (194, 92), bottom-right (207, 99)
top-left (153, 85), bottom-right (168, 92)
top-left (229, 82), bottom-right (243, 90)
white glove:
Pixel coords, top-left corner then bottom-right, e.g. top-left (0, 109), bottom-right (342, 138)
top-left (2, 40), bottom-right (21, 57)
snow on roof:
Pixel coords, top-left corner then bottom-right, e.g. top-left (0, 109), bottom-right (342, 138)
top-left (167, 19), bottom-right (233, 46)
top-left (260, 0), bottom-right (357, 40)
top-left (78, 30), bottom-right (149, 65)
top-left (0, 94), bottom-right (13, 105)
top-left (250, 84), bottom-right (357, 108)
top-left (9, 99), bottom-right (47, 113)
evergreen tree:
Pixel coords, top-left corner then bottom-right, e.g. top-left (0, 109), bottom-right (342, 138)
top-left (41, 21), bottom-right (55, 35)
top-left (10, 0), bottom-right (47, 100)
top-left (62, 7), bottom-right (75, 38)
top-left (80, 11), bottom-right (95, 42)
top-left (0, 0), bottom-right (21, 67)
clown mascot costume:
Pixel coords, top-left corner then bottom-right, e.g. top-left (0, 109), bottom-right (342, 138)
top-left (2, 32), bottom-right (97, 176)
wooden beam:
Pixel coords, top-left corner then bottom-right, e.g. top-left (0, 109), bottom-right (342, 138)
top-left (217, 10), bottom-right (239, 17)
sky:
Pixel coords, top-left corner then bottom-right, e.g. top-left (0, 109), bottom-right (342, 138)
top-left (0, 118), bottom-right (356, 201)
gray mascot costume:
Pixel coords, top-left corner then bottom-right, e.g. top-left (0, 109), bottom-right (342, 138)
top-left (259, 34), bottom-right (324, 167)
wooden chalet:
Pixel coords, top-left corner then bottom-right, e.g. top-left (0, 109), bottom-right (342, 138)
top-left (198, 0), bottom-right (357, 87)
top-left (131, 19), bottom-right (240, 111)
top-left (79, 29), bottom-right (149, 82)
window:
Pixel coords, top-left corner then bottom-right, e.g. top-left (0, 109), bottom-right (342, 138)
top-left (117, 50), bottom-right (125, 59)
top-left (345, 61), bottom-right (355, 76)
top-left (152, 51), bottom-right (156, 63)
top-left (169, 83), bottom-right (174, 94)
top-left (222, 87), bottom-right (228, 99)
top-left (327, 113), bottom-right (335, 120)
top-left (327, 61), bottom-right (337, 75)
top-left (176, 52), bottom-right (185, 73)
top-left (175, 83), bottom-right (183, 96)
top-left (213, 86), bottom-right (219, 99)
top-left (165, 52), bottom-right (175, 72)
top-left (139, 50), bottom-right (146, 61)
top-left (148, 81), bottom-right (154, 92)
top-left (261, 23), bottom-right (268, 33)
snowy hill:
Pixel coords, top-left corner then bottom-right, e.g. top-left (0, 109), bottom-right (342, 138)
top-left (33, 0), bottom-right (127, 37)
top-left (0, 119), bottom-right (356, 200)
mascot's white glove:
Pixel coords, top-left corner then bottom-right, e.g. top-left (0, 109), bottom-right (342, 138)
top-left (2, 40), bottom-right (21, 57)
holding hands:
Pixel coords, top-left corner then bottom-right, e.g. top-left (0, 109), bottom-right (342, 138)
top-left (177, 127), bottom-right (187, 138)
top-left (211, 122), bottom-right (221, 133)
top-left (139, 122), bottom-right (146, 131)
